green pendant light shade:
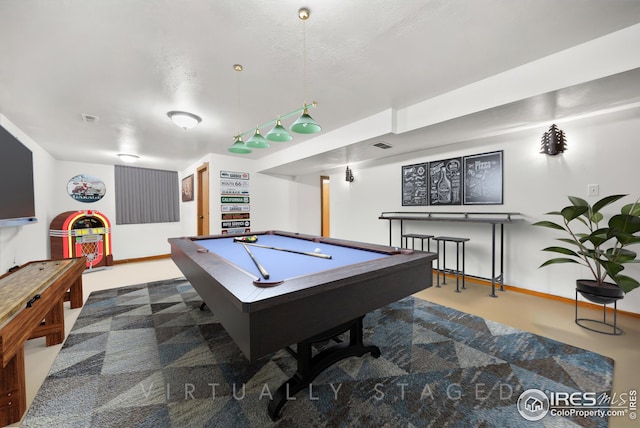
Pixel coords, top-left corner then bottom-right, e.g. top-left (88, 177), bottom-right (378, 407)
top-left (246, 127), bottom-right (270, 148)
top-left (228, 135), bottom-right (252, 154)
top-left (228, 9), bottom-right (320, 154)
top-left (266, 119), bottom-right (293, 142)
top-left (290, 107), bottom-right (321, 134)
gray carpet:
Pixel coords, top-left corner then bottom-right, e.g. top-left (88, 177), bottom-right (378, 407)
top-left (22, 278), bottom-right (614, 427)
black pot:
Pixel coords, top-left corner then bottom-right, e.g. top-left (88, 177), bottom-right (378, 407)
top-left (576, 279), bottom-right (625, 305)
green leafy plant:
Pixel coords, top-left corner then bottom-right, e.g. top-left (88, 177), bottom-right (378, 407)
top-left (533, 194), bottom-right (640, 294)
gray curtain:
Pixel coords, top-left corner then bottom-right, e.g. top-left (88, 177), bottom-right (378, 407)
top-left (114, 165), bottom-right (180, 224)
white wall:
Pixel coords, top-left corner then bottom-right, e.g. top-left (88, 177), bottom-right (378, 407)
top-left (291, 174), bottom-right (322, 235)
top-left (308, 107), bottom-right (640, 313)
top-left (179, 153), bottom-right (298, 236)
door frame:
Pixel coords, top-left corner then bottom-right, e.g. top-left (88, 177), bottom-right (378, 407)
top-left (197, 163), bottom-right (210, 236)
top-left (320, 175), bottom-right (330, 237)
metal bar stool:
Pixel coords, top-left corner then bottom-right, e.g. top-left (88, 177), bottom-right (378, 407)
top-left (433, 236), bottom-right (470, 292)
top-left (401, 233), bottom-right (433, 251)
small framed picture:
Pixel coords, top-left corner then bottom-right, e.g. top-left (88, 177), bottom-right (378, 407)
top-left (428, 157), bottom-right (462, 206)
top-left (401, 163), bottom-right (428, 206)
top-left (181, 174), bottom-right (194, 202)
top-left (463, 151), bottom-right (503, 205)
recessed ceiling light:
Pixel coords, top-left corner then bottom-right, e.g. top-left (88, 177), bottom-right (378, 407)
top-left (117, 153), bottom-right (139, 162)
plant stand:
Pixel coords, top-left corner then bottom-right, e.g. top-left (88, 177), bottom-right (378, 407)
top-left (575, 280), bottom-right (624, 336)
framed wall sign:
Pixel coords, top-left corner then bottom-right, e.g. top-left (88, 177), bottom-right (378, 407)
top-left (463, 150), bottom-right (503, 205)
top-left (429, 157), bottom-right (462, 206)
top-left (181, 174), bottom-right (194, 202)
top-left (67, 174), bottom-right (106, 203)
top-left (401, 163), bottom-right (428, 206)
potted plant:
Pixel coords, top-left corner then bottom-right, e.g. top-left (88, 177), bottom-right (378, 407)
top-left (533, 194), bottom-right (640, 303)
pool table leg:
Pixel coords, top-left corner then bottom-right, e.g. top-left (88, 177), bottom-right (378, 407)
top-left (267, 315), bottom-right (380, 420)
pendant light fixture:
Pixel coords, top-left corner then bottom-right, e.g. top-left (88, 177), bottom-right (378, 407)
top-left (229, 135), bottom-right (252, 154)
top-left (226, 8), bottom-right (321, 155)
top-left (290, 7), bottom-right (321, 134)
top-left (266, 117), bottom-right (293, 142)
top-left (247, 125), bottom-right (270, 149)
top-left (228, 64), bottom-right (252, 154)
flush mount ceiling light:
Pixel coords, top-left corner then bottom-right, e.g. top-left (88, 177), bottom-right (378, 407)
top-left (227, 7), bottom-right (321, 154)
top-left (117, 153), bottom-right (139, 162)
top-left (167, 110), bottom-right (202, 130)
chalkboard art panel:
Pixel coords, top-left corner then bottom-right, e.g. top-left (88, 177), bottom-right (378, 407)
top-left (402, 163), bottom-right (428, 206)
top-left (463, 151), bottom-right (503, 205)
top-left (428, 157), bottom-right (462, 206)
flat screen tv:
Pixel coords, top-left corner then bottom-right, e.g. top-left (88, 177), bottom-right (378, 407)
top-left (0, 124), bottom-right (37, 227)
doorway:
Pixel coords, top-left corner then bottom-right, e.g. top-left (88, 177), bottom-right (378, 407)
top-left (197, 163), bottom-right (210, 236)
top-left (321, 175), bottom-right (330, 237)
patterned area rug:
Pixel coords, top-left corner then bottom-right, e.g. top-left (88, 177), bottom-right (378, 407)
top-left (23, 278), bottom-right (614, 427)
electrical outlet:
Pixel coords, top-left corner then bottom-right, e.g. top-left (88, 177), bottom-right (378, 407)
top-left (588, 184), bottom-right (599, 197)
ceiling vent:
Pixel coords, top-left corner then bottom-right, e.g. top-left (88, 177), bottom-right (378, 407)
top-left (81, 113), bottom-right (99, 123)
top-left (373, 141), bottom-right (393, 149)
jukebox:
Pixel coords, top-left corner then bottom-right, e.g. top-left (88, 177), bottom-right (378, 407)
top-left (49, 210), bottom-right (113, 270)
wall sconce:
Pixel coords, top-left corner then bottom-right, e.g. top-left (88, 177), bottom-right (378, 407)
top-left (345, 166), bottom-right (354, 182)
top-left (540, 124), bottom-right (567, 155)
top-left (167, 111), bottom-right (202, 130)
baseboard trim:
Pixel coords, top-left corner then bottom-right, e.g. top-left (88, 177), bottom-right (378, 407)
top-left (433, 270), bottom-right (640, 319)
top-left (113, 253), bottom-right (171, 265)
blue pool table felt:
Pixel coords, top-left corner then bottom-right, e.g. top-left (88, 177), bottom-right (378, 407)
top-left (196, 234), bottom-right (388, 283)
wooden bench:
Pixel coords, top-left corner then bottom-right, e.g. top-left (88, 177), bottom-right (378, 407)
top-left (0, 257), bottom-right (85, 426)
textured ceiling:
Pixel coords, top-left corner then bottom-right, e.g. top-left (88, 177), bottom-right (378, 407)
top-left (1, 0), bottom-right (639, 174)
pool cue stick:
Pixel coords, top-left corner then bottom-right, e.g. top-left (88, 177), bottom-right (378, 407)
top-left (241, 243), bottom-right (270, 279)
top-left (239, 242), bottom-right (332, 259)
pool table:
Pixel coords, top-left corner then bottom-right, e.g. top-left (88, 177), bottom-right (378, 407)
top-left (169, 230), bottom-right (435, 419)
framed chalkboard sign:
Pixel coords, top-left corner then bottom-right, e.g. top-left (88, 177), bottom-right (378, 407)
top-left (463, 150), bottom-right (503, 205)
top-left (429, 157), bottom-right (462, 206)
top-left (402, 163), bottom-right (428, 206)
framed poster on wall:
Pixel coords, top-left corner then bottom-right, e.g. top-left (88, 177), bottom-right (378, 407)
top-left (181, 174), bottom-right (194, 202)
top-left (463, 150), bottom-right (503, 205)
top-left (402, 163), bottom-right (428, 206)
top-left (428, 157), bottom-right (462, 206)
